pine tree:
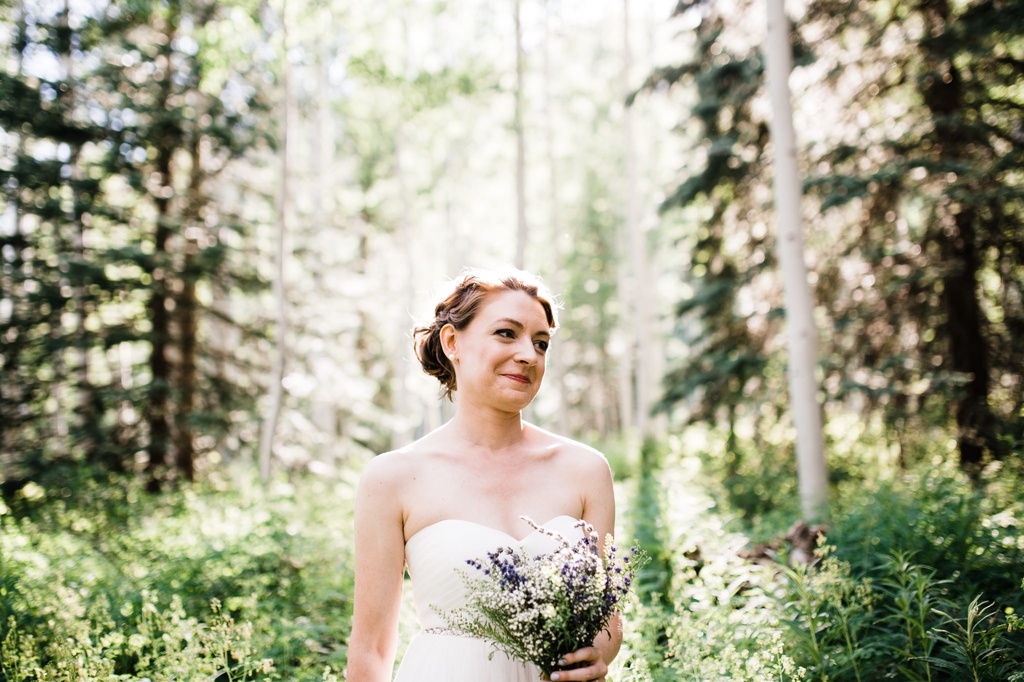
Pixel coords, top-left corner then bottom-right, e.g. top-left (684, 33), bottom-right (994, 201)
top-left (804, 0), bottom-right (1024, 468)
top-left (1, 0), bottom-right (270, 492)
top-left (635, 3), bottom-right (782, 455)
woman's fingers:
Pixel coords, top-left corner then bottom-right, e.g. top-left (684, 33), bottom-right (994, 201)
top-left (548, 647), bottom-right (607, 681)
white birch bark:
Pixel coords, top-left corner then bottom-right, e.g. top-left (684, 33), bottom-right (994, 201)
top-left (391, 111), bottom-right (415, 449)
top-left (764, 0), bottom-right (829, 520)
top-left (309, 34), bottom-right (337, 442)
top-left (541, 0), bottom-right (568, 435)
top-left (623, 0), bottom-right (654, 440)
top-left (513, 0), bottom-right (528, 270)
top-left (259, 0), bottom-right (291, 483)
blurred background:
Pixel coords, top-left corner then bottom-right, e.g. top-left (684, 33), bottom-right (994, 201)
top-left (1, 0), bottom-right (1022, 680)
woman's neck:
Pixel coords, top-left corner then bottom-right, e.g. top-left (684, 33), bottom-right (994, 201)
top-left (446, 405), bottom-right (527, 453)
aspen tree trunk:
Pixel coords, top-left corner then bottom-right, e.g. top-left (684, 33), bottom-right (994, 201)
top-left (392, 124), bottom-right (415, 450)
top-left (309, 36), bottom-right (338, 442)
top-left (513, 0), bottom-right (528, 269)
top-left (259, 0), bottom-right (290, 483)
top-left (391, 19), bottom-right (415, 450)
top-left (764, 0), bottom-right (828, 521)
top-left (622, 0), bottom-right (654, 441)
top-left (615, 274), bottom-right (634, 440)
top-left (539, 0), bottom-right (567, 434)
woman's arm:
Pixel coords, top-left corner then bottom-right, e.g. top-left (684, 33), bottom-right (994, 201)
top-left (594, 612), bottom-right (623, 666)
top-left (345, 454), bottom-right (407, 682)
top-left (553, 446), bottom-right (620, 681)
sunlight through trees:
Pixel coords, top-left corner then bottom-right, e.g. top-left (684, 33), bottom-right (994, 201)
top-left (2, 0), bottom-right (1022, 678)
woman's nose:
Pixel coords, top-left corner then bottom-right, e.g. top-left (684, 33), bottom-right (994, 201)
top-left (514, 339), bottom-right (538, 363)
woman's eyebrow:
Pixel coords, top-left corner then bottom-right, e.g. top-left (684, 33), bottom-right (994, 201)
top-left (494, 317), bottom-right (550, 336)
top-left (495, 317), bottom-right (524, 329)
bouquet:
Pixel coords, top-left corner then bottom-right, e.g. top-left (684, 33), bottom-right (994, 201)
top-left (435, 517), bottom-right (648, 677)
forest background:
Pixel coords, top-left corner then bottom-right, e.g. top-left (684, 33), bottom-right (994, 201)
top-left (1, 0), bottom-right (1022, 680)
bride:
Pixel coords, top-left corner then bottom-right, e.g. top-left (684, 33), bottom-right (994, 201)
top-left (345, 268), bottom-right (621, 682)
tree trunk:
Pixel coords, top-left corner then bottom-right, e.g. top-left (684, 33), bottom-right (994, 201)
top-left (764, 0), bottom-right (829, 521)
top-left (389, 18), bottom-right (417, 450)
top-left (176, 258), bottom-right (198, 481)
top-left (541, 0), bottom-right (568, 436)
top-left (174, 119), bottom-right (206, 482)
top-left (145, 7), bottom-right (181, 491)
top-left (59, 0), bottom-right (96, 461)
top-left (623, 0), bottom-right (654, 440)
top-left (938, 205), bottom-right (991, 469)
top-left (50, 3), bottom-right (72, 457)
top-left (917, 0), bottom-right (995, 470)
top-left (309, 35), bottom-right (339, 444)
top-left (147, 220), bottom-right (172, 490)
top-left (513, 0), bottom-right (528, 269)
top-left (259, 0), bottom-right (290, 483)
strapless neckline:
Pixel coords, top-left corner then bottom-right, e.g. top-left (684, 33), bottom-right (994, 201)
top-left (406, 514), bottom-right (579, 545)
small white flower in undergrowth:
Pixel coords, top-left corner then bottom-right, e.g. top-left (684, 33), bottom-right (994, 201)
top-left (432, 516), bottom-right (649, 677)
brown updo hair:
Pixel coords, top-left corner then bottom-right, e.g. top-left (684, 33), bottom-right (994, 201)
top-left (414, 267), bottom-right (559, 400)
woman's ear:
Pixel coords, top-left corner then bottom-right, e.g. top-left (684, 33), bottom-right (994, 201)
top-left (440, 323), bottom-right (457, 362)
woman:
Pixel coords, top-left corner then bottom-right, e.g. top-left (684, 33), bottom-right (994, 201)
top-left (346, 268), bottom-right (621, 682)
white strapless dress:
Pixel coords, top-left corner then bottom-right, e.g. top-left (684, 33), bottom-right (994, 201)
top-left (393, 515), bottom-right (583, 681)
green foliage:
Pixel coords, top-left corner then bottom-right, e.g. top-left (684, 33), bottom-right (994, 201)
top-left (802, 0), bottom-right (1024, 468)
top-left (774, 553), bottom-right (879, 681)
top-left (1, 596), bottom-right (275, 682)
top-left (629, 438), bottom-right (674, 605)
top-left (829, 463), bottom-right (1024, 599)
top-left (617, 452), bottom-right (808, 681)
top-left (3, 440), bottom-right (1022, 682)
top-left (922, 595), bottom-right (1022, 682)
top-left (0, 1), bottom-right (272, 489)
top-left (647, 0), bottom-right (1024, 475)
top-left (875, 554), bottom-right (948, 679)
top-left (0, 471), bottom-right (354, 680)
top-left (615, 437), bottom-right (1024, 681)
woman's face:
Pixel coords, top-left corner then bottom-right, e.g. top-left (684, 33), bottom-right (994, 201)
top-left (444, 289), bottom-right (551, 412)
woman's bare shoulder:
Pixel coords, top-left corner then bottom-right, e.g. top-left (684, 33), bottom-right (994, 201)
top-left (355, 440), bottom-right (442, 531)
top-left (527, 425), bottom-right (615, 531)
top-left (357, 429), bottom-right (451, 488)
top-left (360, 441), bottom-right (431, 479)
top-left (528, 424), bottom-right (611, 474)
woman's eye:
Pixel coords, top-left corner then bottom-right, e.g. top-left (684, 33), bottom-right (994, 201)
top-left (535, 340), bottom-right (549, 352)
top-left (496, 328), bottom-right (515, 339)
